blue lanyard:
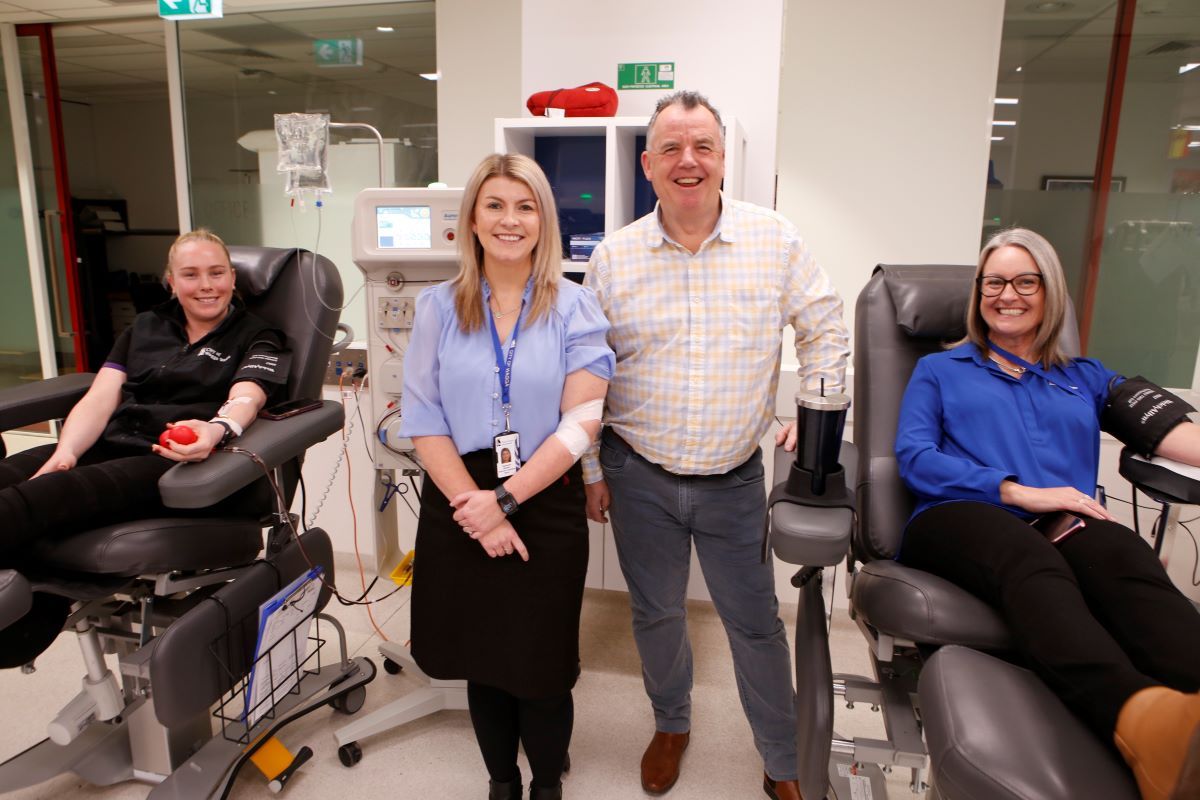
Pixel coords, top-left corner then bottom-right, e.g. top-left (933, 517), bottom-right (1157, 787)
top-left (488, 303), bottom-right (523, 426)
top-left (987, 340), bottom-right (1082, 398)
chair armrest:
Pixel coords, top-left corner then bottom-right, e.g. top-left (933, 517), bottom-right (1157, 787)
top-left (0, 373), bottom-right (95, 432)
top-left (769, 441), bottom-right (857, 567)
top-left (1119, 446), bottom-right (1200, 505)
top-left (158, 400), bottom-right (345, 509)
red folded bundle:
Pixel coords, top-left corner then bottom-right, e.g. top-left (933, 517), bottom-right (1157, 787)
top-left (526, 82), bottom-right (618, 117)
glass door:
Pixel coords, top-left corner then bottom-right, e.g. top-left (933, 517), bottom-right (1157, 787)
top-left (15, 23), bottom-right (86, 375)
top-left (0, 37), bottom-right (40, 390)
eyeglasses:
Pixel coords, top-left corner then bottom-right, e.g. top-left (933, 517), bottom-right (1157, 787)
top-left (977, 273), bottom-right (1043, 297)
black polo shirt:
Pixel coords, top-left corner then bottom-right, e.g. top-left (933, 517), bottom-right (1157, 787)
top-left (100, 299), bottom-right (291, 451)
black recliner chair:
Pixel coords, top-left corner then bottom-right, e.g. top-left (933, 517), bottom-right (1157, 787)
top-left (0, 246), bottom-right (375, 798)
top-left (771, 265), bottom-right (1142, 799)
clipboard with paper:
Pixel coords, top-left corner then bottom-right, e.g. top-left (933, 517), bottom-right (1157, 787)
top-left (244, 566), bottom-right (323, 727)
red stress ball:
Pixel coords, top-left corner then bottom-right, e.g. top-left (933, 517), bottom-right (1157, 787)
top-left (158, 425), bottom-right (198, 448)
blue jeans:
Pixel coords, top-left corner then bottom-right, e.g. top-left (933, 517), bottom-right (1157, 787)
top-left (600, 429), bottom-right (798, 781)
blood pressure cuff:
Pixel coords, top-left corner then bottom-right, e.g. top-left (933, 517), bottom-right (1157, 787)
top-left (1100, 375), bottom-right (1195, 457)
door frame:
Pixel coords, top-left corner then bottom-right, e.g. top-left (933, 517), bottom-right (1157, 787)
top-left (15, 22), bottom-right (87, 374)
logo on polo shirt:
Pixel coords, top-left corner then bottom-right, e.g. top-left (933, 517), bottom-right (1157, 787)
top-left (198, 347), bottom-right (232, 363)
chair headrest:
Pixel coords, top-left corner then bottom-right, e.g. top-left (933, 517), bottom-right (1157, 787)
top-left (876, 264), bottom-right (974, 339)
top-left (229, 246), bottom-right (299, 297)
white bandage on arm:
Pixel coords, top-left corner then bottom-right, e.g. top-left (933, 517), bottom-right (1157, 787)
top-left (553, 398), bottom-right (604, 461)
top-left (217, 395), bottom-right (254, 418)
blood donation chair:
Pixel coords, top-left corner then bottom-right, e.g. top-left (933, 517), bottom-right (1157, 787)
top-left (0, 246), bottom-right (375, 798)
top-left (770, 265), bottom-right (1140, 799)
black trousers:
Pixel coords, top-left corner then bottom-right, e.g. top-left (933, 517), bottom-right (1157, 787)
top-left (467, 681), bottom-right (573, 788)
top-left (901, 501), bottom-right (1200, 737)
top-left (0, 443), bottom-right (174, 564)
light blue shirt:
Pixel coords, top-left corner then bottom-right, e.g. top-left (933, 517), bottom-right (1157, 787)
top-left (399, 277), bottom-right (615, 460)
top-left (895, 343), bottom-right (1119, 521)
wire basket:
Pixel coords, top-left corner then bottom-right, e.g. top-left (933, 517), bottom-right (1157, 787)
top-left (208, 605), bottom-right (329, 745)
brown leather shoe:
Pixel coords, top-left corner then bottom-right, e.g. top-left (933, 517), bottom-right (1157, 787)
top-left (763, 772), bottom-right (803, 800)
top-left (640, 731), bottom-right (689, 794)
top-left (1114, 687), bottom-right (1200, 800)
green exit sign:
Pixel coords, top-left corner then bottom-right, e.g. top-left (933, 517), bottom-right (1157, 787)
top-left (618, 62), bottom-right (675, 90)
top-left (314, 39), bottom-right (364, 68)
top-left (158, 0), bottom-right (222, 20)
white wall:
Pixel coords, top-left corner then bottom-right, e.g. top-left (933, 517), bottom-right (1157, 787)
top-left (776, 0), bottom-right (1005, 343)
top-left (435, 0), bottom-right (522, 187)
top-left (519, 0), bottom-right (783, 209)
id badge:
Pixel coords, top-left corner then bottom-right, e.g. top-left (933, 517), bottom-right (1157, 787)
top-left (494, 431), bottom-right (520, 478)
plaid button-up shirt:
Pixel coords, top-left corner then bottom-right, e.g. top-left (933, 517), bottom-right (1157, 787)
top-left (582, 197), bottom-right (849, 481)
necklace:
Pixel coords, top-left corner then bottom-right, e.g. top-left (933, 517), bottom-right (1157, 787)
top-left (490, 298), bottom-right (520, 319)
top-left (988, 355), bottom-right (1026, 376)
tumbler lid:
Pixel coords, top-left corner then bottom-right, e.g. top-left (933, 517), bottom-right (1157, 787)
top-left (795, 389), bottom-right (850, 411)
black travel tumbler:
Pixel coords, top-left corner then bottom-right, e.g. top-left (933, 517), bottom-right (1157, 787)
top-left (794, 387), bottom-right (850, 496)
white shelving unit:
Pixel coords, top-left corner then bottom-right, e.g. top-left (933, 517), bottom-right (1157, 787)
top-left (494, 115), bottom-right (748, 600)
top-left (495, 116), bottom-right (747, 270)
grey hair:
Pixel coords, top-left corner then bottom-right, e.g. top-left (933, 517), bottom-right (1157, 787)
top-left (645, 90), bottom-right (725, 151)
top-left (955, 227), bottom-right (1072, 368)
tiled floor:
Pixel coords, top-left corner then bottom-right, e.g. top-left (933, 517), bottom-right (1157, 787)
top-left (0, 583), bottom-right (920, 799)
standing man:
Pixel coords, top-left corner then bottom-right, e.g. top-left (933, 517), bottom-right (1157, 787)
top-left (583, 90), bottom-right (849, 800)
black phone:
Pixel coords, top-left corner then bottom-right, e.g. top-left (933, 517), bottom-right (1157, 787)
top-left (1030, 511), bottom-right (1087, 544)
top-left (258, 398), bottom-right (323, 420)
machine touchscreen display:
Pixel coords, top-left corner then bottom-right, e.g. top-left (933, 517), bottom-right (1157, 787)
top-left (376, 205), bottom-right (432, 249)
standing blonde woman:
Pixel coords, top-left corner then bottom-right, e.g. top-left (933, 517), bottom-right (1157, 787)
top-left (400, 153), bottom-right (614, 800)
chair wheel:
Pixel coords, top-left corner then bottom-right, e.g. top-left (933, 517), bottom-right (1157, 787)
top-left (383, 657), bottom-right (402, 675)
top-left (331, 685), bottom-right (366, 715)
top-left (338, 742), bottom-right (363, 767)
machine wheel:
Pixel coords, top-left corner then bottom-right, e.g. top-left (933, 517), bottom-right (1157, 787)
top-left (383, 657), bottom-right (402, 675)
top-left (338, 742), bottom-right (363, 767)
top-left (331, 685), bottom-right (367, 715)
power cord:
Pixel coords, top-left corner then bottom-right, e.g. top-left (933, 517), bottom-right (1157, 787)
top-left (224, 444), bottom-right (408, 608)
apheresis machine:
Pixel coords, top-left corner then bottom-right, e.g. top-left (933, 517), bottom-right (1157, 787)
top-left (334, 187), bottom-right (469, 759)
top-left (350, 186), bottom-right (462, 576)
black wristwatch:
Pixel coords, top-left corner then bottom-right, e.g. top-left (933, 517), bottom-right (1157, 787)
top-left (494, 484), bottom-right (520, 516)
top-left (210, 419), bottom-right (236, 447)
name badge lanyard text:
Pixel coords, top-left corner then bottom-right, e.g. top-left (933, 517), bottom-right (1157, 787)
top-left (489, 304), bottom-right (523, 432)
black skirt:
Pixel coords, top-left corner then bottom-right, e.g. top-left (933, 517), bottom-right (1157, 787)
top-left (410, 450), bottom-right (589, 699)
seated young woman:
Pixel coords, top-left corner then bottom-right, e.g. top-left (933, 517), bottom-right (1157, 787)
top-left (0, 228), bottom-right (289, 665)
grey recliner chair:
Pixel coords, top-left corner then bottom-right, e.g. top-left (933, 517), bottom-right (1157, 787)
top-left (771, 264), bottom-right (1140, 799)
top-left (0, 246), bottom-right (375, 798)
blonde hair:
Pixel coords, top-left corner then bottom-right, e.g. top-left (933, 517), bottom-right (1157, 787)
top-left (165, 228), bottom-right (231, 278)
top-left (956, 227), bottom-right (1071, 368)
top-left (452, 154), bottom-right (561, 332)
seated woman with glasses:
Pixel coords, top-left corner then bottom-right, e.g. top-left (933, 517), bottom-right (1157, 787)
top-left (895, 227), bottom-right (1200, 800)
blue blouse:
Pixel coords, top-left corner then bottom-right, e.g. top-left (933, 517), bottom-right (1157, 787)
top-left (399, 277), bottom-right (615, 460)
top-left (895, 343), bottom-right (1119, 521)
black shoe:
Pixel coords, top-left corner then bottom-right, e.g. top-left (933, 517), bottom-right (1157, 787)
top-left (488, 779), bottom-right (522, 800)
top-left (529, 783), bottom-right (562, 800)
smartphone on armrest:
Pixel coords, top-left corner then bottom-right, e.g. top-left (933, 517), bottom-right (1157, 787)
top-left (258, 398), bottom-right (323, 420)
top-left (1031, 511), bottom-right (1087, 544)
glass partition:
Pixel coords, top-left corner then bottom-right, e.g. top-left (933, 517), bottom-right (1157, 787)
top-left (0, 65), bottom-right (39, 389)
top-left (178, 2), bottom-right (437, 340)
top-left (983, 3), bottom-right (1116, 300)
top-left (1090, 5), bottom-right (1200, 387)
